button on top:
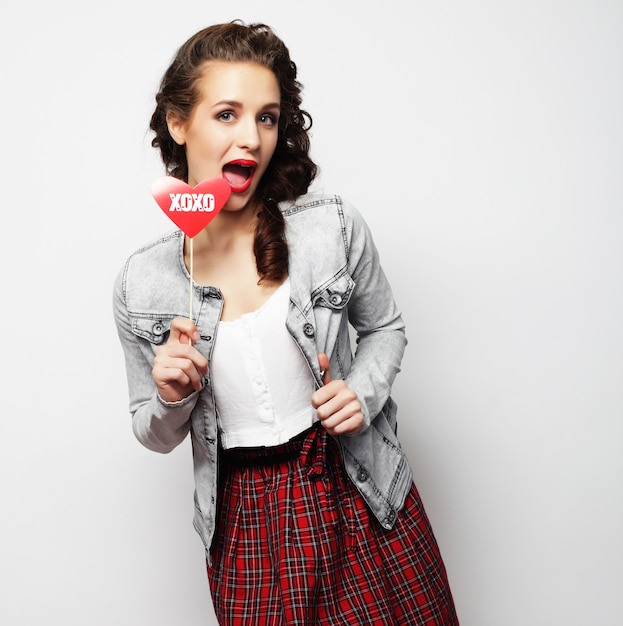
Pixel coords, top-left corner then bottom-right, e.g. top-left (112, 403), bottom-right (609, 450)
top-left (329, 294), bottom-right (342, 306)
top-left (356, 468), bottom-right (368, 482)
top-left (202, 286), bottom-right (222, 300)
top-left (152, 322), bottom-right (164, 336)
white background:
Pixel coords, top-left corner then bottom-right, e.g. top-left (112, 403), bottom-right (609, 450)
top-left (1, 1), bottom-right (621, 624)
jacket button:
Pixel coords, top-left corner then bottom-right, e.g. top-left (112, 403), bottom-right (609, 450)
top-left (152, 322), bottom-right (164, 336)
top-left (356, 468), bottom-right (368, 482)
top-left (329, 294), bottom-right (342, 306)
top-left (386, 509), bottom-right (396, 524)
top-left (303, 323), bottom-right (315, 337)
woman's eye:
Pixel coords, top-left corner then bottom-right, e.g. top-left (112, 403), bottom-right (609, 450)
top-left (259, 114), bottom-right (278, 126)
top-left (218, 111), bottom-right (233, 122)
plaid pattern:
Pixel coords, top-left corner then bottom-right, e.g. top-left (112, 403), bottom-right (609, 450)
top-left (208, 424), bottom-right (459, 625)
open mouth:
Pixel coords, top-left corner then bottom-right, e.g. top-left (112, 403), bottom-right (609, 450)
top-left (222, 160), bottom-right (256, 193)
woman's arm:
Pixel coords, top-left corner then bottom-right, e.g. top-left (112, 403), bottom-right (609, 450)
top-left (112, 272), bottom-right (204, 453)
top-left (341, 200), bottom-right (408, 429)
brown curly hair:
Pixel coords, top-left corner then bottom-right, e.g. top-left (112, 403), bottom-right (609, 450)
top-left (149, 21), bottom-right (318, 283)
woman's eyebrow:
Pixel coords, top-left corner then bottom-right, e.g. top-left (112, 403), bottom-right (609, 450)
top-left (212, 100), bottom-right (281, 109)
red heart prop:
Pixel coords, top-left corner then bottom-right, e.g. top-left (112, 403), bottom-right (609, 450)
top-left (151, 177), bottom-right (231, 238)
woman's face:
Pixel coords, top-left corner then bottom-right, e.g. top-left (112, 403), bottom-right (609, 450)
top-left (168, 61), bottom-right (281, 212)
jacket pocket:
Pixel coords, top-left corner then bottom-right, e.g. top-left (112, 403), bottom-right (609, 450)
top-left (312, 272), bottom-right (354, 310)
top-left (131, 315), bottom-right (174, 345)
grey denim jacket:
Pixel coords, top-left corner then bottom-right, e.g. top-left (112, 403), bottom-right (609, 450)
top-left (113, 193), bottom-right (413, 554)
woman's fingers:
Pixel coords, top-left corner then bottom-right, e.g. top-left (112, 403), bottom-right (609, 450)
top-left (152, 318), bottom-right (208, 401)
top-left (311, 379), bottom-right (364, 435)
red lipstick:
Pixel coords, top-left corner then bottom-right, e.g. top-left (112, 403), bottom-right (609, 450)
top-left (222, 159), bottom-right (257, 193)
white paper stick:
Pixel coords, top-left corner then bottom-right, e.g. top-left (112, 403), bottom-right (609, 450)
top-left (189, 237), bottom-right (193, 344)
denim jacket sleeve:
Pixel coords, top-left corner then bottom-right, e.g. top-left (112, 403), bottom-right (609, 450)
top-left (283, 195), bottom-right (407, 428)
top-left (335, 198), bottom-right (411, 527)
top-left (338, 199), bottom-right (408, 430)
top-left (283, 195), bottom-right (411, 528)
top-left (112, 262), bottom-right (196, 453)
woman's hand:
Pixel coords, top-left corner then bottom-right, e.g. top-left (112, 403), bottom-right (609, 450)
top-left (152, 317), bottom-right (209, 403)
top-left (311, 353), bottom-right (364, 436)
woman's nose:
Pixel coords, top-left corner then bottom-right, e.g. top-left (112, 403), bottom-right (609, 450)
top-left (237, 118), bottom-right (260, 150)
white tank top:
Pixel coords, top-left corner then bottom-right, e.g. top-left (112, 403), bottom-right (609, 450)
top-left (210, 278), bottom-right (317, 449)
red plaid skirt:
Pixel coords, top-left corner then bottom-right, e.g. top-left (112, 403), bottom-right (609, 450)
top-left (208, 423), bottom-right (459, 625)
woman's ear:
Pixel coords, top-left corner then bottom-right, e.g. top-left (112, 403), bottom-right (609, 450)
top-left (166, 113), bottom-right (186, 146)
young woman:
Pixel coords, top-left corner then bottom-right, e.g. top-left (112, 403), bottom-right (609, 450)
top-left (113, 21), bottom-right (459, 625)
